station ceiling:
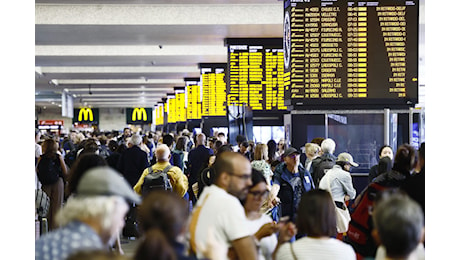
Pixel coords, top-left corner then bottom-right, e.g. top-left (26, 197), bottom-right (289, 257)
top-left (35, 0), bottom-right (425, 109)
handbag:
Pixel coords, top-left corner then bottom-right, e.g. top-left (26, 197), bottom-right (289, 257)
top-left (324, 171), bottom-right (351, 233)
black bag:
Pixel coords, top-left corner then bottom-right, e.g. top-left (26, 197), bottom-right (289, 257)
top-left (37, 156), bottom-right (61, 185)
top-left (311, 157), bottom-right (335, 187)
top-left (141, 165), bottom-right (173, 197)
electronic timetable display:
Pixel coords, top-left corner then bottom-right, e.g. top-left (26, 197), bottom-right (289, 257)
top-left (174, 87), bottom-right (187, 122)
top-left (166, 93), bottom-right (176, 124)
top-left (283, 0), bottom-right (419, 108)
top-left (225, 38), bottom-right (287, 111)
top-left (154, 103), bottom-right (164, 126)
top-left (199, 63), bottom-right (227, 117)
top-left (185, 78), bottom-right (202, 120)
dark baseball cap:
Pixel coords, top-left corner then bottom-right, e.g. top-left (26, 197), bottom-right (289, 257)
top-left (283, 147), bottom-right (300, 157)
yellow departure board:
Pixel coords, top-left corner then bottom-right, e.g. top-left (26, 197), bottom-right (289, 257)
top-left (166, 94), bottom-right (176, 123)
top-left (175, 87), bottom-right (186, 122)
top-left (225, 38), bottom-right (287, 111)
top-left (186, 82), bottom-right (202, 120)
top-left (155, 104), bottom-right (164, 125)
top-left (283, 0), bottom-right (418, 108)
top-left (199, 64), bottom-right (227, 116)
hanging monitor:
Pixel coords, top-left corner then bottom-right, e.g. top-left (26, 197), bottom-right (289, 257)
top-left (283, 0), bottom-right (419, 109)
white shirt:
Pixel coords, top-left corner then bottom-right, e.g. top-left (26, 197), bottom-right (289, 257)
top-left (276, 237), bottom-right (356, 260)
top-left (246, 214), bottom-right (277, 260)
top-left (319, 165), bottom-right (356, 202)
top-left (191, 184), bottom-right (252, 259)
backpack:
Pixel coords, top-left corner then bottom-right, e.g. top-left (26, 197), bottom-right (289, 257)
top-left (37, 156), bottom-right (62, 185)
top-left (141, 165), bottom-right (173, 197)
top-left (311, 156), bottom-right (335, 187)
top-left (35, 189), bottom-right (50, 218)
top-left (345, 182), bottom-right (386, 257)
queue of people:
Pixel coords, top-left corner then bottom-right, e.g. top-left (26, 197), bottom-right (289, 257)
top-left (35, 128), bottom-right (425, 260)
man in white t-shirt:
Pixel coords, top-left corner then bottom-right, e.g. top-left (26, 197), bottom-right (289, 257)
top-left (189, 151), bottom-right (258, 260)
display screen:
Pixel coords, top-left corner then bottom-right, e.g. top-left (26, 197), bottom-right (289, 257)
top-left (225, 38), bottom-right (287, 111)
top-left (155, 104), bottom-right (164, 126)
top-left (175, 87), bottom-right (187, 122)
top-left (283, 0), bottom-right (418, 108)
top-left (199, 63), bottom-right (227, 116)
top-left (73, 108), bottom-right (99, 124)
top-left (166, 93), bottom-right (176, 124)
top-left (185, 78), bottom-right (202, 120)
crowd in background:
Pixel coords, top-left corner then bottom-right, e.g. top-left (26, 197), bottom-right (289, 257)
top-left (35, 127), bottom-right (425, 260)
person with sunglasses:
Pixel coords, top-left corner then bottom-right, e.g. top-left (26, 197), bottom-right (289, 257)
top-left (270, 147), bottom-right (315, 224)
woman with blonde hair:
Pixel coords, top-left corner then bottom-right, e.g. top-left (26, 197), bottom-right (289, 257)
top-left (251, 143), bottom-right (273, 185)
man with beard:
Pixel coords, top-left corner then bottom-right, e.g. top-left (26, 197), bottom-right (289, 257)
top-left (189, 151), bottom-right (257, 260)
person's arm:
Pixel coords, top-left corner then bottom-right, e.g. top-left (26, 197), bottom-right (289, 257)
top-left (341, 173), bottom-right (356, 200)
top-left (231, 236), bottom-right (258, 260)
top-left (171, 168), bottom-right (188, 197)
top-left (272, 222), bottom-right (297, 260)
top-left (57, 153), bottom-right (68, 179)
top-left (133, 168), bottom-right (149, 195)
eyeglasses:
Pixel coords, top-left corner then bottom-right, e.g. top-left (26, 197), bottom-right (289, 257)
top-left (227, 172), bottom-right (252, 181)
top-left (248, 189), bottom-right (269, 199)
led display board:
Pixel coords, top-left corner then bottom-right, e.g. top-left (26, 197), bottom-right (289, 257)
top-left (224, 38), bottom-right (287, 111)
top-left (154, 103), bottom-right (164, 126)
top-left (174, 87), bottom-right (187, 122)
top-left (166, 93), bottom-right (176, 124)
top-left (198, 64), bottom-right (227, 116)
top-left (283, 0), bottom-right (419, 108)
top-left (185, 78), bottom-right (202, 120)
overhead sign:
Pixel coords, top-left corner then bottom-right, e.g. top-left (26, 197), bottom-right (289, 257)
top-left (126, 107), bottom-right (153, 124)
top-left (198, 64), bottom-right (227, 117)
top-left (283, 0), bottom-right (419, 109)
top-left (73, 107), bottom-right (99, 124)
top-left (224, 38), bottom-right (287, 111)
top-left (155, 103), bottom-right (164, 125)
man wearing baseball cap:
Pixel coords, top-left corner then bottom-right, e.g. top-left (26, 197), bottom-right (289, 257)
top-left (271, 147), bottom-right (315, 222)
top-left (36, 166), bottom-right (140, 260)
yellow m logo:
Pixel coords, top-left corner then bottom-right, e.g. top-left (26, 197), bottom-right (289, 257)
top-left (132, 108), bottom-right (147, 121)
top-left (78, 108), bottom-right (94, 121)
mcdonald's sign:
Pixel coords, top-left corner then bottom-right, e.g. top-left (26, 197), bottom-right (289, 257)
top-left (126, 107), bottom-right (152, 124)
top-left (73, 108), bottom-right (99, 124)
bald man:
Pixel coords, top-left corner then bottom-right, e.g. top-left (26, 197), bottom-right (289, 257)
top-left (189, 152), bottom-right (258, 260)
top-left (187, 133), bottom-right (214, 204)
top-left (134, 144), bottom-right (188, 198)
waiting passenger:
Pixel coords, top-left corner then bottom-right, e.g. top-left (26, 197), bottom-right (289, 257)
top-left (133, 144), bottom-right (188, 198)
top-left (187, 133), bottom-right (214, 204)
top-left (267, 139), bottom-right (278, 164)
top-left (36, 138), bottom-right (68, 230)
top-left (274, 189), bottom-right (356, 260)
top-left (373, 144), bottom-right (417, 188)
top-left (319, 152), bottom-right (357, 234)
top-left (35, 166), bottom-right (139, 260)
top-left (368, 145), bottom-right (394, 183)
top-left (251, 143), bottom-right (274, 185)
top-left (243, 169), bottom-right (279, 260)
top-left (136, 190), bottom-right (193, 260)
top-left (275, 139), bottom-right (286, 160)
top-left (310, 138), bottom-right (337, 187)
top-left (189, 151), bottom-right (258, 259)
top-left (372, 192), bottom-right (425, 260)
top-left (271, 147), bottom-right (314, 222)
top-left (401, 142), bottom-right (425, 213)
top-left (116, 134), bottom-right (149, 188)
top-left (65, 153), bottom-right (107, 198)
top-left (303, 142), bottom-right (321, 172)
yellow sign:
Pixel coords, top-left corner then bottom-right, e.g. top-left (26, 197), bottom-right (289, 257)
top-left (78, 107), bottom-right (93, 121)
top-left (132, 107), bottom-right (148, 121)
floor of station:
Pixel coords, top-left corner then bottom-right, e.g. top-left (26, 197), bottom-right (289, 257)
top-left (120, 237), bottom-right (140, 257)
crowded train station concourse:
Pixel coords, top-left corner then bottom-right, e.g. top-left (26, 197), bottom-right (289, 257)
top-left (26, 0), bottom-right (437, 259)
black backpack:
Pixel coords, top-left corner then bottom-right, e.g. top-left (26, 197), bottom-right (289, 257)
top-left (37, 156), bottom-right (62, 185)
top-left (141, 165), bottom-right (173, 197)
top-left (311, 157), bottom-right (335, 187)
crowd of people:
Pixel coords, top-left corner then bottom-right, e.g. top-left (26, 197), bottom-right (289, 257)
top-left (35, 127), bottom-right (425, 260)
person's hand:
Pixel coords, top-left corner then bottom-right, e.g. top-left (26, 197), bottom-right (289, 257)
top-left (255, 221), bottom-right (279, 240)
top-left (278, 222), bottom-right (297, 243)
